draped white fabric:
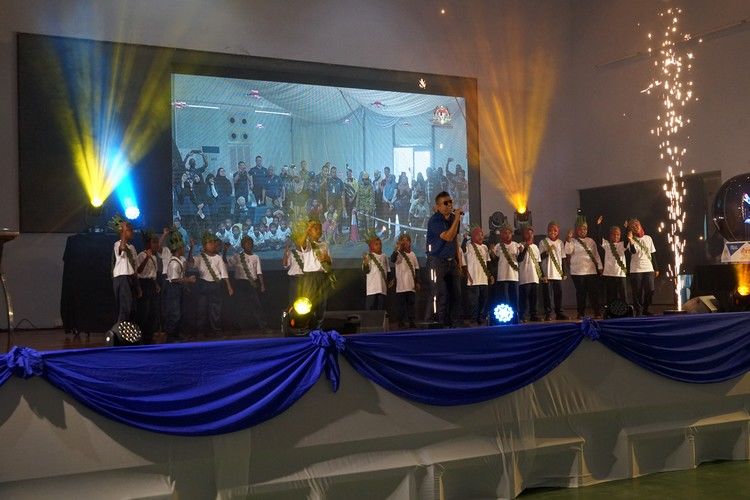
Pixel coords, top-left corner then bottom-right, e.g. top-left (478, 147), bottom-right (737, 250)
top-left (173, 74), bottom-right (468, 174)
top-left (173, 74), bottom-right (465, 124)
top-left (2, 340), bottom-right (750, 499)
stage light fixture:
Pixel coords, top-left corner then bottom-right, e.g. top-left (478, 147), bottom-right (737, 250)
top-left (105, 321), bottom-right (142, 346)
top-left (490, 303), bottom-right (515, 325)
top-left (293, 297), bottom-right (313, 315)
top-left (732, 290), bottom-right (750, 311)
top-left (282, 296), bottom-right (319, 337)
top-left (737, 285), bottom-right (750, 297)
top-left (124, 206), bottom-right (140, 220)
top-left (488, 211), bottom-right (507, 231)
top-left (513, 209), bottom-right (532, 233)
top-left (604, 299), bottom-right (634, 319)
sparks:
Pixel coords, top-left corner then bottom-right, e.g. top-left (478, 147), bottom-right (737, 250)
top-left (645, 7), bottom-right (695, 310)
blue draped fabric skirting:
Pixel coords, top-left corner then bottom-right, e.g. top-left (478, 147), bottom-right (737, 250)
top-left (2, 312), bottom-right (750, 436)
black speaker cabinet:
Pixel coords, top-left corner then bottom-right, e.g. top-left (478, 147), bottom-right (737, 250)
top-left (321, 310), bottom-right (388, 334)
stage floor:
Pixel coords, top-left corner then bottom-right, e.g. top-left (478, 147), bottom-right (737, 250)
top-left (6, 305), bottom-right (674, 352)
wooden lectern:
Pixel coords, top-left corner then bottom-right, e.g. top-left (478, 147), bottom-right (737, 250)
top-left (0, 230), bottom-right (19, 352)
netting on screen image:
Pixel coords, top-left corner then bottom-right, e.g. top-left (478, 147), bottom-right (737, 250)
top-left (171, 74), bottom-right (469, 262)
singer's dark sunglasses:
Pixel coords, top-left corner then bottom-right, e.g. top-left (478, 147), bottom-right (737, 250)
top-left (442, 200), bottom-right (453, 206)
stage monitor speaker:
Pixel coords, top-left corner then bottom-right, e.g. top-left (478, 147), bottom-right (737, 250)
top-left (682, 295), bottom-right (718, 314)
top-left (321, 310), bottom-right (388, 334)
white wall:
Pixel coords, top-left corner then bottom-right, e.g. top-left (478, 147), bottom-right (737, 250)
top-left (570, 0), bottom-right (750, 188)
top-left (6, 0), bottom-right (748, 327)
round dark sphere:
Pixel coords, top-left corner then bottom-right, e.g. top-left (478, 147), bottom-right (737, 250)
top-left (713, 173), bottom-right (750, 241)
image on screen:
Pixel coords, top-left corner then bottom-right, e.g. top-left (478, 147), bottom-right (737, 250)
top-left (172, 74), bottom-right (470, 262)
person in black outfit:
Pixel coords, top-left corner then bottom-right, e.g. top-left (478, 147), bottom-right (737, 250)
top-left (426, 191), bottom-right (464, 327)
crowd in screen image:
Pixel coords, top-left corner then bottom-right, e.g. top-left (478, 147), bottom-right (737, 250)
top-left (172, 149), bottom-right (469, 253)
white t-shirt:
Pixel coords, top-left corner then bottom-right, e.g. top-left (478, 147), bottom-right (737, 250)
top-left (494, 241), bottom-right (521, 282)
top-left (565, 237), bottom-right (602, 275)
top-left (285, 247), bottom-right (304, 276)
top-left (539, 238), bottom-right (565, 280)
top-left (112, 241), bottom-right (137, 277)
top-left (194, 253), bottom-right (229, 282)
top-left (465, 242), bottom-right (490, 286)
top-left (393, 250), bottom-right (419, 293)
top-left (159, 247), bottom-right (172, 276)
top-left (166, 256), bottom-right (186, 282)
top-left (365, 252), bottom-right (390, 296)
top-left (629, 235), bottom-right (656, 273)
top-left (229, 253), bottom-right (262, 281)
top-left (136, 251), bottom-right (159, 280)
top-left (251, 232), bottom-right (265, 245)
top-left (277, 226), bottom-right (291, 240)
top-left (601, 239), bottom-right (627, 277)
top-left (302, 241), bottom-right (331, 273)
top-left (518, 243), bottom-right (542, 285)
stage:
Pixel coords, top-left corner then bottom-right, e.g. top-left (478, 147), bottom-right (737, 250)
top-left (2, 312), bottom-right (750, 499)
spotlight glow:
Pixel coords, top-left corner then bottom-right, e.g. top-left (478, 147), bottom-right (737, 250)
top-left (644, 7), bottom-right (695, 310)
top-left (492, 303), bottom-right (515, 324)
top-left (115, 173), bottom-right (141, 222)
top-left (736, 265), bottom-right (750, 298)
top-left (293, 297), bottom-right (313, 316)
top-left (124, 206), bottom-right (140, 220)
top-left (39, 27), bottom-right (171, 208)
top-left (477, 10), bottom-right (558, 214)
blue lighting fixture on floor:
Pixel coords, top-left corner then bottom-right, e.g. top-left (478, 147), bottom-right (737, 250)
top-left (490, 303), bottom-right (516, 325)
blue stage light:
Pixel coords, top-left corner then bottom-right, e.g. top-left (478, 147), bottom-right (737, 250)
top-left (491, 303), bottom-right (515, 325)
top-left (124, 206), bottom-right (140, 220)
top-left (114, 173), bottom-right (141, 221)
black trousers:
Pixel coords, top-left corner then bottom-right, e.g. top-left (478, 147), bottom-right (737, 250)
top-left (494, 280), bottom-right (519, 312)
top-left (287, 275), bottom-right (301, 305)
top-left (198, 279), bottom-right (224, 333)
top-left (466, 285), bottom-right (489, 324)
top-left (629, 271), bottom-right (655, 315)
top-left (366, 293), bottom-right (387, 311)
top-left (232, 279), bottom-right (268, 329)
top-left (571, 274), bottom-right (600, 316)
top-left (542, 279), bottom-right (564, 316)
top-left (113, 275), bottom-right (136, 323)
top-left (427, 256), bottom-right (462, 327)
top-left (396, 291), bottom-right (416, 324)
top-left (163, 281), bottom-right (184, 340)
top-left (604, 276), bottom-right (628, 303)
top-left (519, 283), bottom-right (539, 321)
top-left (136, 278), bottom-right (159, 342)
top-left (300, 271), bottom-right (329, 327)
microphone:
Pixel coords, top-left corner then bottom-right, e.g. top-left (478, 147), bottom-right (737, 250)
top-left (452, 208), bottom-right (464, 217)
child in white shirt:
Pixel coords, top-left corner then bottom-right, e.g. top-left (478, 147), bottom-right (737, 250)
top-left (390, 233), bottom-right (419, 328)
top-left (493, 224), bottom-right (521, 313)
top-left (626, 218), bottom-right (658, 315)
top-left (518, 226), bottom-right (543, 322)
top-left (539, 221), bottom-right (568, 320)
top-left (565, 216), bottom-right (603, 319)
top-left (191, 232), bottom-right (233, 334)
top-left (363, 236), bottom-right (391, 311)
top-left (463, 226), bottom-right (492, 325)
top-left (226, 236), bottom-right (270, 332)
top-left (111, 216), bottom-right (139, 324)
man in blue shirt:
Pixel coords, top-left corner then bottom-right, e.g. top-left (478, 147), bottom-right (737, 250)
top-left (426, 191), bottom-right (464, 327)
top-left (249, 156), bottom-right (268, 204)
top-left (263, 165), bottom-right (284, 207)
